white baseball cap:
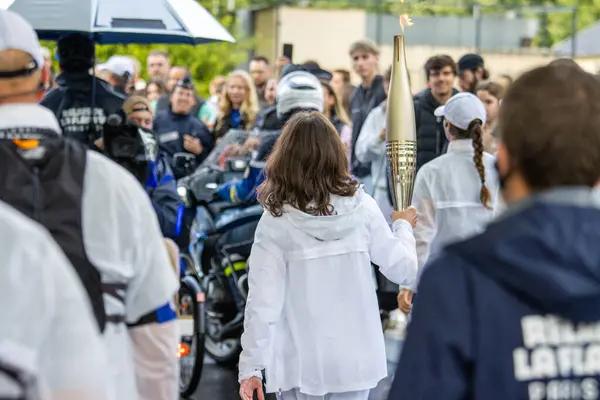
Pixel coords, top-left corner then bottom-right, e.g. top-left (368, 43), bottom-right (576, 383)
top-left (0, 10), bottom-right (43, 77)
top-left (97, 56), bottom-right (134, 78)
top-left (434, 92), bottom-right (487, 130)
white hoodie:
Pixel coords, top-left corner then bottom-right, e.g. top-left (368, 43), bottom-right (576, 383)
top-left (238, 189), bottom-right (417, 395)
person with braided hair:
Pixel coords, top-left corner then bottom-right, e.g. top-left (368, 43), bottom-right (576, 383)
top-left (395, 92), bottom-right (501, 314)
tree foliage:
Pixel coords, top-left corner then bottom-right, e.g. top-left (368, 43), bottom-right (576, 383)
top-left (43, 0), bottom-right (248, 97)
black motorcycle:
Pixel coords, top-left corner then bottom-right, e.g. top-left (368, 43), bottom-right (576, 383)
top-left (178, 167), bottom-right (263, 367)
top-left (178, 253), bottom-right (205, 398)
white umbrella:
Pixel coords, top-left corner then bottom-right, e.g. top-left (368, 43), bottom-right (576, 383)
top-left (6, 0), bottom-right (235, 44)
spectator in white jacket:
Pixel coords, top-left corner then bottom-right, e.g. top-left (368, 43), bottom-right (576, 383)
top-left (354, 67), bottom-right (393, 224)
top-left (238, 111), bottom-right (418, 400)
top-left (0, 201), bottom-right (113, 400)
top-left (398, 93), bottom-right (501, 314)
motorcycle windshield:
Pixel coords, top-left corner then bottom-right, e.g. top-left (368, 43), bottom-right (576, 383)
top-left (200, 129), bottom-right (249, 168)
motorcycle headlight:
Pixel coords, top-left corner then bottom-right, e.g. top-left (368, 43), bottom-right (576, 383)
top-left (177, 186), bottom-right (190, 207)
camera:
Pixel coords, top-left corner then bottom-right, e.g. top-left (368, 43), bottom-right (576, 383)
top-left (103, 111), bottom-right (158, 184)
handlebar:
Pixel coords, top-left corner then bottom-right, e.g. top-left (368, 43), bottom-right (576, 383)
top-left (196, 198), bottom-right (242, 220)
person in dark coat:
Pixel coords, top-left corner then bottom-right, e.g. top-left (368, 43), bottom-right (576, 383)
top-left (40, 34), bottom-right (125, 148)
top-left (413, 55), bottom-right (458, 171)
top-left (348, 40), bottom-right (387, 183)
top-left (153, 77), bottom-right (213, 179)
top-left (389, 63), bottom-right (600, 400)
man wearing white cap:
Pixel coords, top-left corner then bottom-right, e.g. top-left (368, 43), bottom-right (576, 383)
top-left (0, 9), bottom-right (113, 399)
top-left (396, 92), bottom-right (501, 314)
top-left (0, 9), bottom-right (179, 400)
top-left (97, 55), bottom-right (134, 96)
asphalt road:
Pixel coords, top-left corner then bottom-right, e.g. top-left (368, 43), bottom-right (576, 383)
top-left (189, 364), bottom-right (240, 400)
top-left (186, 362), bottom-right (395, 400)
top-left (186, 333), bottom-right (403, 400)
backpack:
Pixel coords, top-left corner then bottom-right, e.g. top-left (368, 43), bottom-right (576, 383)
top-left (0, 138), bottom-right (124, 332)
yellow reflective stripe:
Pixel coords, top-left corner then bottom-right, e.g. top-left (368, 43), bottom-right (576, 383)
top-left (229, 185), bottom-right (240, 203)
top-left (224, 262), bottom-right (247, 277)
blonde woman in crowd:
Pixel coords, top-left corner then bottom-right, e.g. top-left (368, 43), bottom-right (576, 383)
top-left (475, 80), bottom-right (504, 154)
top-left (322, 81), bottom-right (352, 165)
top-left (214, 70), bottom-right (260, 139)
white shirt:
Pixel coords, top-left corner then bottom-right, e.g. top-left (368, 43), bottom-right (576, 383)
top-left (354, 106), bottom-right (394, 224)
top-left (0, 104), bottom-right (180, 399)
top-left (0, 201), bottom-right (113, 400)
top-left (411, 139), bottom-right (501, 290)
top-left (83, 151), bottom-right (179, 398)
top-left (238, 190), bottom-right (417, 395)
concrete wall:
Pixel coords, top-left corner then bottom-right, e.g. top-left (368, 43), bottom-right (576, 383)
top-left (253, 7), bottom-right (278, 64)
top-left (366, 14), bottom-right (539, 51)
top-left (277, 7), bottom-right (366, 67)
top-left (252, 6), bottom-right (564, 91)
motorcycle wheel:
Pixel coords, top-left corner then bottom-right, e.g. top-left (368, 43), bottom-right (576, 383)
top-left (179, 281), bottom-right (205, 398)
top-left (204, 315), bottom-right (242, 368)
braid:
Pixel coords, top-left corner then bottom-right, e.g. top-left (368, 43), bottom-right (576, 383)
top-left (469, 120), bottom-right (492, 209)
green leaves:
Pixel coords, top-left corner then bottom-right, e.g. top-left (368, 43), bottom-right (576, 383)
top-left (43, 0), bottom-right (247, 97)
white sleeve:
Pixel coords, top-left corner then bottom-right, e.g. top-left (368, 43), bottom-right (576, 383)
top-left (238, 216), bottom-right (286, 382)
top-left (41, 239), bottom-right (115, 400)
top-left (129, 321), bottom-right (179, 400)
top-left (355, 109), bottom-right (385, 164)
top-left (411, 168), bottom-right (437, 291)
top-left (365, 195), bottom-right (418, 287)
top-left (340, 124), bottom-right (353, 164)
top-left (126, 188), bottom-right (179, 322)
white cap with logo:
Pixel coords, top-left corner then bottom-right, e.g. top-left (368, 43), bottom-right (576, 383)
top-left (97, 56), bottom-right (135, 78)
top-left (0, 9), bottom-right (43, 75)
top-left (434, 92), bottom-right (487, 130)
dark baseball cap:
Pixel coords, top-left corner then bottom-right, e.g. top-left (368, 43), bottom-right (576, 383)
top-left (57, 33), bottom-right (95, 71)
top-left (458, 53), bottom-right (485, 74)
top-left (175, 76), bottom-right (195, 90)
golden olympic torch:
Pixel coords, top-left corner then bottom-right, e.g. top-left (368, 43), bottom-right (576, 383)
top-left (386, 15), bottom-right (417, 211)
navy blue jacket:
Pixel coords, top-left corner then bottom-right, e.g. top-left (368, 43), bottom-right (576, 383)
top-left (145, 156), bottom-right (183, 239)
top-left (40, 72), bottom-right (125, 146)
top-left (154, 109), bottom-right (214, 179)
top-left (390, 187), bottom-right (600, 400)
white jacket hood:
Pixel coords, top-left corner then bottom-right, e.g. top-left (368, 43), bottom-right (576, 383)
top-left (282, 189), bottom-right (365, 241)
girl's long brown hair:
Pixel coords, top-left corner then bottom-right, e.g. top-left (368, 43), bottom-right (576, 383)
top-left (258, 111), bottom-right (359, 217)
top-left (453, 120), bottom-right (492, 209)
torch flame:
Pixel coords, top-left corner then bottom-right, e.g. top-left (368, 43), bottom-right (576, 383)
top-left (399, 14), bottom-right (414, 33)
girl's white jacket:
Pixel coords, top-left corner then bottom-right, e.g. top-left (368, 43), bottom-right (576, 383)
top-left (238, 190), bottom-right (418, 395)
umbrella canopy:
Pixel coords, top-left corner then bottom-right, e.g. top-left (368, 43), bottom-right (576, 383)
top-left (6, 0), bottom-right (235, 44)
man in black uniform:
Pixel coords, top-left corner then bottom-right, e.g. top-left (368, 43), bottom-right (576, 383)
top-left (153, 77), bottom-right (214, 179)
top-left (40, 34), bottom-right (125, 148)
